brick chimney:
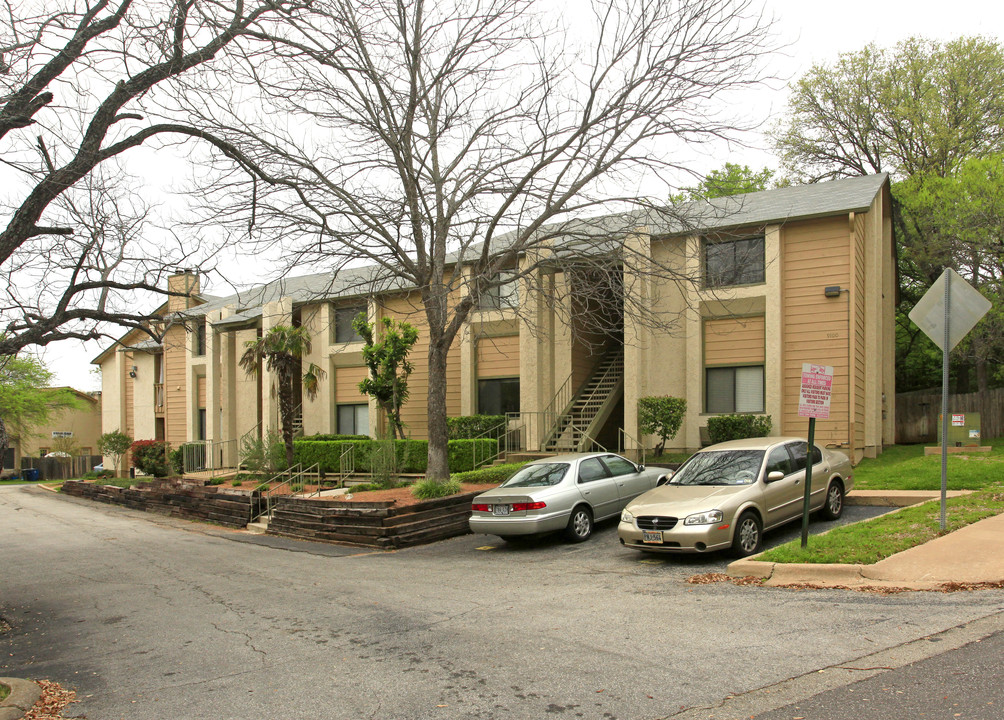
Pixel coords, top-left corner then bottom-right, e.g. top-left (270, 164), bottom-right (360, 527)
top-left (167, 269), bottom-right (200, 312)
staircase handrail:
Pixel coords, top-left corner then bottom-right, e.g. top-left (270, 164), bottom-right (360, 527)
top-left (618, 428), bottom-right (646, 464)
top-left (471, 417), bottom-right (509, 468)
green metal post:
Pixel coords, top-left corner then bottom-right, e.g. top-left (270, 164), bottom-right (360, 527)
top-left (800, 417), bottom-right (816, 549)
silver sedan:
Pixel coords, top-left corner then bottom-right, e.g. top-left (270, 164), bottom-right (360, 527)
top-left (469, 453), bottom-right (670, 543)
top-left (617, 437), bottom-right (853, 557)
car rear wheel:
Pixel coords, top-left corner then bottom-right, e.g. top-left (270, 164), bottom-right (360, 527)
top-left (820, 480), bottom-right (844, 520)
top-left (564, 506), bottom-right (593, 543)
top-left (731, 511), bottom-right (762, 557)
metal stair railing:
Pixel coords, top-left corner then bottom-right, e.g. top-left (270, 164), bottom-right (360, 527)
top-left (251, 463), bottom-right (319, 522)
top-left (472, 417), bottom-right (509, 468)
top-left (544, 349), bottom-right (624, 452)
top-left (618, 428), bottom-right (646, 464)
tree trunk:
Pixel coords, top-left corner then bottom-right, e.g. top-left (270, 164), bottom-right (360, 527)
top-left (278, 376), bottom-right (295, 468)
top-left (426, 340), bottom-right (450, 482)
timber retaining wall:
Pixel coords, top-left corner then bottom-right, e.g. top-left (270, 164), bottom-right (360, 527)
top-left (62, 479), bottom-right (256, 529)
top-left (267, 491), bottom-right (480, 549)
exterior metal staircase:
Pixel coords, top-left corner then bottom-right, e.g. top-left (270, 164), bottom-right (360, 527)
top-left (544, 347), bottom-right (624, 453)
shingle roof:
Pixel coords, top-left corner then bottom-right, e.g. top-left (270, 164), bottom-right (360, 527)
top-left (94, 173), bottom-right (888, 362)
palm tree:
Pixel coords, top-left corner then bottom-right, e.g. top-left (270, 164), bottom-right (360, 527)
top-left (239, 325), bottom-right (326, 468)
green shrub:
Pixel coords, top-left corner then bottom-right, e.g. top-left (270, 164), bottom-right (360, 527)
top-left (231, 479), bottom-right (242, 486)
top-left (638, 396), bottom-right (687, 455)
top-left (83, 469), bottom-right (114, 480)
top-left (411, 478), bottom-right (463, 499)
top-left (451, 462), bottom-right (526, 484)
top-left (130, 440), bottom-right (171, 477)
top-left (240, 431), bottom-right (286, 476)
top-left (299, 434), bottom-right (370, 442)
top-left (346, 480), bottom-right (411, 493)
top-left (447, 415), bottom-right (506, 440)
top-left (169, 447), bottom-right (184, 474)
top-left (707, 414), bottom-right (773, 444)
top-left (208, 477), bottom-right (226, 486)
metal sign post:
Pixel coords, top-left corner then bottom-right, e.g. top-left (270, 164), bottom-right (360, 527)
top-left (909, 268), bottom-right (990, 532)
top-left (798, 364), bottom-right (833, 548)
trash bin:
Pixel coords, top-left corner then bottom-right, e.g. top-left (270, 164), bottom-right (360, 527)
top-left (23, 468), bottom-right (40, 482)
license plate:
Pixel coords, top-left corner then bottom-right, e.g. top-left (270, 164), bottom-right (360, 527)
top-left (642, 530), bottom-right (664, 544)
top-left (492, 504), bottom-right (510, 516)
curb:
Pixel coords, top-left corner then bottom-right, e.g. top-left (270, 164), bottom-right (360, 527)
top-left (0, 678), bottom-right (41, 720)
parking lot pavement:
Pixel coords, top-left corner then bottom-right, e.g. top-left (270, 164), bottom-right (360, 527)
top-left (9, 488), bottom-right (1000, 720)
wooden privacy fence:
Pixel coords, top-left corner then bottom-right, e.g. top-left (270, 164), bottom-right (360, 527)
top-left (896, 389), bottom-right (1004, 444)
top-left (21, 455), bottom-right (102, 480)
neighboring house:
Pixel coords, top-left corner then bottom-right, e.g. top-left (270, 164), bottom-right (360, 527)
top-left (7, 388), bottom-right (103, 469)
top-left (93, 173), bottom-right (896, 468)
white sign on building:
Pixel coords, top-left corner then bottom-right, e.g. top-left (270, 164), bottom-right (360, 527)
top-left (798, 364), bottom-right (834, 420)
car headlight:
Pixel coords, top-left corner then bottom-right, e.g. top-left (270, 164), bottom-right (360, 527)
top-left (620, 509), bottom-right (634, 524)
top-left (684, 510), bottom-right (724, 526)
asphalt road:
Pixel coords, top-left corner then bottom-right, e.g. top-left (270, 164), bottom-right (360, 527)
top-left (2, 485), bottom-right (1003, 720)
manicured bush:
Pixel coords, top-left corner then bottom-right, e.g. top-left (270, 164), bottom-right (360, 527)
top-left (299, 434), bottom-right (370, 442)
top-left (706, 414), bottom-right (773, 444)
top-left (637, 396), bottom-right (687, 455)
top-left (447, 415), bottom-right (506, 440)
top-left (82, 469), bottom-right (114, 480)
top-left (411, 478), bottom-right (463, 499)
top-left (293, 438), bottom-right (498, 474)
top-left (129, 440), bottom-right (171, 477)
top-left (450, 462), bottom-right (526, 484)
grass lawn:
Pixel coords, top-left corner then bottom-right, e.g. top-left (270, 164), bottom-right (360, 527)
top-left (852, 436), bottom-right (1004, 491)
top-left (758, 483), bottom-right (1004, 564)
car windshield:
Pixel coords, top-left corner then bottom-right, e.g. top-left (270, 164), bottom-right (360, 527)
top-left (669, 450), bottom-right (765, 486)
top-left (501, 463), bottom-right (570, 488)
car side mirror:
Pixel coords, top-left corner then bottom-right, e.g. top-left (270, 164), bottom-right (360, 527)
top-left (637, 464), bottom-right (645, 472)
top-left (766, 470), bottom-right (784, 483)
top-left (656, 471), bottom-right (673, 486)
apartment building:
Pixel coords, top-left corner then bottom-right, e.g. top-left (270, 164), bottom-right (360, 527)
top-left (94, 173), bottom-right (896, 472)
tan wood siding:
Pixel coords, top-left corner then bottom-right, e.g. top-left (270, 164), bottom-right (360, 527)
top-left (853, 213), bottom-right (867, 451)
top-left (476, 335), bottom-right (520, 378)
top-left (781, 217), bottom-right (852, 446)
top-left (704, 316), bottom-right (765, 365)
top-left (123, 352), bottom-right (134, 437)
top-left (381, 293), bottom-right (462, 438)
top-left (164, 325), bottom-right (188, 447)
top-left (335, 366), bottom-right (369, 403)
top-left (197, 376), bottom-right (207, 409)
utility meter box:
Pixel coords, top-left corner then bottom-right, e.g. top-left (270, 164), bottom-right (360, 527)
top-left (938, 413), bottom-right (981, 446)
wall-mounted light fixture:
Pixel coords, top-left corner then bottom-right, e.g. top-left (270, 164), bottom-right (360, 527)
top-left (824, 286), bottom-right (845, 298)
top-left (128, 365), bottom-right (138, 378)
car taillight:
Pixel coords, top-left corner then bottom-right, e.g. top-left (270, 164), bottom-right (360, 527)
top-left (511, 501), bottom-right (546, 511)
top-left (472, 503), bottom-right (490, 512)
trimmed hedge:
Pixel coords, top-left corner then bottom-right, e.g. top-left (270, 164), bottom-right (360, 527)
top-left (299, 434), bottom-right (370, 442)
top-left (447, 415), bottom-right (506, 440)
top-left (293, 438), bottom-right (498, 474)
top-left (450, 462), bottom-right (526, 484)
top-left (706, 414), bottom-right (773, 444)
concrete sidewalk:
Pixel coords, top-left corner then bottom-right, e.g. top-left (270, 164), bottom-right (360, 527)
top-left (728, 490), bottom-right (1004, 590)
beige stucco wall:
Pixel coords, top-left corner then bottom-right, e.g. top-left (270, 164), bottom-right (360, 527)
top-left (20, 391), bottom-right (102, 458)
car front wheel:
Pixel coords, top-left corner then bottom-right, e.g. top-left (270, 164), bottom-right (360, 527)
top-left (731, 511), bottom-right (762, 557)
top-left (564, 506), bottom-right (593, 543)
top-left (821, 480), bottom-right (844, 520)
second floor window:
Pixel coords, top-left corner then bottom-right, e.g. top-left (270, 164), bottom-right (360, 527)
top-left (334, 305), bottom-right (366, 343)
top-left (704, 236), bottom-right (765, 288)
top-left (478, 271), bottom-right (518, 310)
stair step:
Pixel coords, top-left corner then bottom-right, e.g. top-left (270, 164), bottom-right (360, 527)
top-left (247, 520), bottom-right (269, 534)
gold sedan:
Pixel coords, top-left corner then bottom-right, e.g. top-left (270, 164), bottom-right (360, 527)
top-left (617, 437), bottom-right (853, 557)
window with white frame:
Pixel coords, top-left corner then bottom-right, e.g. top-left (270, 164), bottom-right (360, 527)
top-left (704, 236), bottom-right (765, 288)
top-left (333, 305), bottom-right (366, 344)
top-left (705, 366), bottom-right (765, 414)
top-left (478, 271), bottom-right (518, 310)
top-left (337, 403), bottom-right (369, 435)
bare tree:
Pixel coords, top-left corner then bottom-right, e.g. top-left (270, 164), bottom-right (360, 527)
top-left (186, 0), bottom-right (775, 480)
top-left (0, 0), bottom-right (309, 354)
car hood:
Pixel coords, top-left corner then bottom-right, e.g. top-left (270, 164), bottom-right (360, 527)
top-left (626, 483), bottom-right (754, 515)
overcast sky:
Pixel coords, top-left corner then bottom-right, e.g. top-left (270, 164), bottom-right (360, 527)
top-left (37, 0), bottom-right (1004, 391)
